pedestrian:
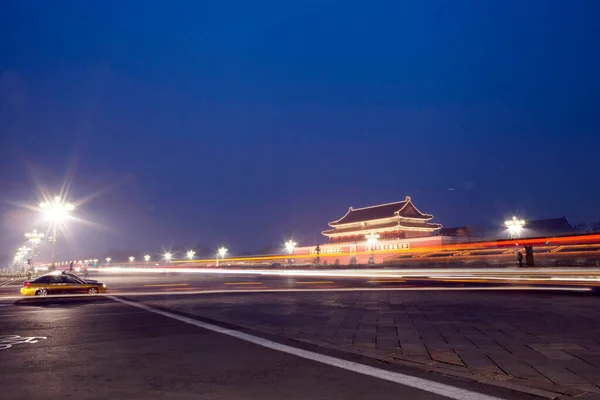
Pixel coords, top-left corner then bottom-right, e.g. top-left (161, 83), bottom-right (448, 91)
top-left (517, 251), bottom-right (523, 267)
top-left (69, 261), bottom-right (74, 272)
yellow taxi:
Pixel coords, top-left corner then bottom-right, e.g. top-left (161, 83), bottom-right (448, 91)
top-left (20, 272), bottom-right (107, 296)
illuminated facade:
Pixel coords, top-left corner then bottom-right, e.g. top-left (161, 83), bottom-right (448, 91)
top-left (293, 196), bottom-right (449, 264)
top-left (322, 196), bottom-right (442, 243)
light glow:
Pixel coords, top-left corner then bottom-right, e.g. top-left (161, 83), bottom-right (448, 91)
top-left (285, 240), bottom-right (297, 254)
top-left (365, 233), bottom-right (380, 250)
top-left (39, 196), bottom-right (75, 224)
top-left (505, 216), bottom-right (526, 239)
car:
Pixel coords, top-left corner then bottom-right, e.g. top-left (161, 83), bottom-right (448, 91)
top-left (20, 272), bottom-right (107, 296)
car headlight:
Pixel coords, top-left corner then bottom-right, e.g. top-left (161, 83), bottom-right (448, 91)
top-left (102, 284), bottom-right (106, 288)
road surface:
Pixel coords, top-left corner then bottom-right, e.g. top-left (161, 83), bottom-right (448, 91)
top-left (0, 270), bottom-right (597, 399)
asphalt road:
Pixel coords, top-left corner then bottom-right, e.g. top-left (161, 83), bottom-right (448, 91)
top-left (0, 294), bottom-right (538, 400)
top-left (0, 271), bottom-right (595, 399)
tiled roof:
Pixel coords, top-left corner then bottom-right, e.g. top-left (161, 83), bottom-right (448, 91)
top-left (323, 221), bottom-right (401, 235)
top-left (398, 221), bottom-right (442, 229)
top-left (329, 197), bottom-right (432, 226)
top-left (323, 220), bottom-right (441, 236)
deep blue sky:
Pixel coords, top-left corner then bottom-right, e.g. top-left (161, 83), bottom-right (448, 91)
top-left (1, 1), bottom-right (599, 259)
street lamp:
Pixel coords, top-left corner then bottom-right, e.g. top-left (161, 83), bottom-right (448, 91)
top-left (40, 196), bottom-right (75, 269)
top-left (505, 216), bottom-right (526, 239)
top-left (163, 252), bottom-right (172, 264)
top-left (216, 247), bottom-right (227, 267)
top-left (144, 254), bottom-right (151, 262)
top-left (129, 256), bottom-right (135, 263)
top-left (105, 257), bottom-right (111, 265)
top-left (365, 233), bottom-right (380, 264)
top-left (285, 240), bottom-right (297, 255)
top-left (25, 229), bottom-right (44, 268)
top-left (187, 250), bottom-right (195, 260)
top-left (285, 240), bottom-right (297, 264)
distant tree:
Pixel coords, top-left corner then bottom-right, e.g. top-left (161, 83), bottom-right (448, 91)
top-left (349, 256), bottom-right (357, 265)
top-left (334, 259), bottom-right (340, 266)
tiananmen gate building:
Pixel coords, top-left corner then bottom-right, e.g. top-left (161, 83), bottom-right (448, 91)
top-left (294, 196), bottom-right (466, 263)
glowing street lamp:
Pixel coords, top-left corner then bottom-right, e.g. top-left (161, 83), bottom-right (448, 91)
top-left (505, 216), bottom-right (526, 239)
top-left (186, 250), bottom-right (195, 260)
top-left (216, 247), bottom-right (227, 267)
top-left (129, 256), bottom-right (135, 263)
top-left (285, 240), bottom-right (297, 255)
top-left (25, 229), bottom-right (44, 268)
top-left (39, 196), bottom-right (75, 269)
top-left (105, 257), bottom-right (111, 265)
top-left (285, 240), bottom-right (297, 265)
top-left (163, 252), bottom-right (173, 264)
top-left (144, 254), bottom-right (151, 262)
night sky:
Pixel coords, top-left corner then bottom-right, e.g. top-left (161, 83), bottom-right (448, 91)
top-left (1, 1), bottom-right (599, 260)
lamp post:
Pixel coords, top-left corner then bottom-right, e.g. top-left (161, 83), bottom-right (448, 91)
top-left (187, 250), bottom-right (195, 261)
top-left (40, 196), bottom-right (75, 269)
top-left (25, 229), bottom-right (44, 268)
top-left (105, 257), bottom-right (111, 265)
top-left (129, 256), bottom-right (135, 263)
top-left (365, 233), bottom-right (380, 264)
top-left (217, 247), bottom-right (227, 267)
top-left (163, 252), bottom-right (172, 265)
top-left (144, 254), bottom-right (151, 263)
top-left (505, 216), bottom-right (526, 239)
top-left (285, 240), bottom-right (297, 264)
top-left (17, 246), bottom-right (30, 269)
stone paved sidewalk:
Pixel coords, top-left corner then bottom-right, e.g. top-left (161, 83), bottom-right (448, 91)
top-left (143, 290), bottom-right (600, 399)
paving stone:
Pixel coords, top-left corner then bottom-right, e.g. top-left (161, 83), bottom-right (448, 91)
top-left (457, 350), bottom-right (504, 375)
top-left (530, 343), bottom-right (586, 351)
top-left (488, 356), bottom-right (551, 382)
top-left (353, 331), bottom-right (376, 345)
top-left (429, 350), bottom-right (464, 366)
top-left (534, 365), bottom-right (591, 385)
top-left (376, 325), bottom-right (397, 336)
top-left (333, 329), bottom-right (356, 343)
top-left (376, 337), bottom-right (400, 350)
top-left (402, 343), bottom-right (430, 358)
top-left (537, 349), bottom-right (582, 361)
top-left (575, 392), bottom-right (600, 400)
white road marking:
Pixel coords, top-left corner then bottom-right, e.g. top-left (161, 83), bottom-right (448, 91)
top-left (0, 335), bottom-right (47, 350)
top-left (109, 295), bottom-right (504, 400)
